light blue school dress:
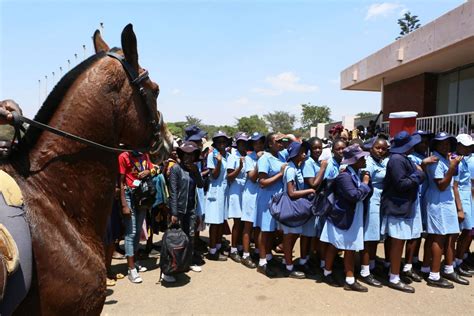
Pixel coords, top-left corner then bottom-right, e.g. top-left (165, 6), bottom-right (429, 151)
top-left (363, 155), bottom-right (388, 241)
top-left (205, 151), bottom-right (229, 224)
top-left (326, 157), bottom-right (341, 180)
top-left (255, 152), bottom-right (285, 232)
top-left (408, 152), bottom-right (429, 230)
top-left (241, 152), bottom-right (259, 223)
top-left (455, 157), bottom-right (473, 230)
top-left (320, 167), bottom-right (365, 251)
top-left (425, 151), bottom-right (460, 235)
top-left (301, 157), bottom-right (322, 237)
top-left (280, 161), bottom-right (304, 235)
top-left (227, 151), bottom-right (247, 219)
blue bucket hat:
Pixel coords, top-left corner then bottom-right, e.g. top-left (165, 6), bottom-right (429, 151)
top-left (250, 132), bottom-right (265, 142)
top-left (234, 131), bottom-right (250, 142)
top-left (341, 144), bottom-right (369, 165)
top-left (431, 132), bottom-right (457, 149)
top-left (212, 130), bottom-right (231, 147)
top-left (184, 125), bottom-right (208, 142)
top-left (413, 130), bottom-right (434, 138)
top-left (390, 131), bottom-right (421, 154)
top-left (287, 141), bottom-right (309, 162)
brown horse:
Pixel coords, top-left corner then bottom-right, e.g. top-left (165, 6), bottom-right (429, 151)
top-left (1, 24), bottom-right (173, 315)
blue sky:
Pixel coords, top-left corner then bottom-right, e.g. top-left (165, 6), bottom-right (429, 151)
top-left (0, 0), bottom-right (465, 126)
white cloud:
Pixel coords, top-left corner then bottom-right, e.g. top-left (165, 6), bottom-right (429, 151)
top-left (253, 72), bottom-right (319, 96)
top-left (171, 88), bottom-right (181, 95)
top-left (365, 3), bottom-right (404, 20)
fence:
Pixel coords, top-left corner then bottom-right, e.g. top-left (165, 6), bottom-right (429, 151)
top-left (382, 111), bottom-right (474, 136)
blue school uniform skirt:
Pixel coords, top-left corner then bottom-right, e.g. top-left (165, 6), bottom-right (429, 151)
top-left (205, 179), bottom-right (229, 225)
top-left (241, 180), bottom-right (259, 223)
top-left (426, 188), bottom-right (460, 235)
top-left (280, 222), bottom-right (303, 234)
top-left (320, 201), bottom-right (364, 251)
top-left (256, 188), bottom-right (279, 232)
top-left (196, 187), bottom-right (205, 217)
top-left (301, 215), bottom-right (317, 237)
top-left (228, 178), bottom-right (245, 219)
top-left (459, 188), bottom-right (473, 230)
top-left (364, 187), bottom-right (382, 241)
top-left (381, 197), bottom-right (422, 240)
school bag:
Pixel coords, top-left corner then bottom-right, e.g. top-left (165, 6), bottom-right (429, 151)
top-left (159, 224), bottom-right (192, 276)
top-left (311, 178), bottom-right (335, 217)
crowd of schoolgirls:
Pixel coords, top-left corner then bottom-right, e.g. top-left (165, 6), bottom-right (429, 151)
top-left (113, 122), bottom-right (474, 294)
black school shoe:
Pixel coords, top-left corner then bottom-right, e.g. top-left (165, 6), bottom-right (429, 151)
top-left (401, 269), bottom-right (423, 283)
top-left (344, 281), bottom-right (368, 292)
top-left (456, 265), bottom-right (474, 277)
top-left (296, 263), bottom-right (316, 276)
top-left (359, 274), bottom-right (382, 288)
top-left (323, 274), bottom-right (341, 287)
top-left (388, 281), bottom-right (415, 293)
top-left (284, 268), bottom-right (305, 279)
top-left (229, 252), bottom-right (242, 263)
top-left (426, 277), bottom-right (454, 289)
top-left (257, 264), bottom-right (277, 278)
top-left (241, 256), bottom-right (257, 269)
top-left (441, 272), bottom-right (470, 285)
top-left (206, 252), bottom-right (228, 261)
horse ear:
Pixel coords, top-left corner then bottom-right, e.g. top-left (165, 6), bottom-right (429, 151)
top-left (121, 24), bottom-right (139, 72)
top-left (93, 30), bottom-right (110, 53)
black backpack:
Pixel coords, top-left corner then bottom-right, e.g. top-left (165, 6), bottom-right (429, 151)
top-left (311, 178), bottom-right (335, 217)
top-left (159, 224), bottom-right (192, 276)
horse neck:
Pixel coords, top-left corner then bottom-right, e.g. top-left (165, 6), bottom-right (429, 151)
top-left (19, 65), bottom-right (124, 237)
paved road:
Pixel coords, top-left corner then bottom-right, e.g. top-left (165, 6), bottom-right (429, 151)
top-left (102, 229), bottom-right (474, 315)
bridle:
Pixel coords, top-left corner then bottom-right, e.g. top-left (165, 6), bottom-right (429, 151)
top-left (8, 48), bottom-right (164, 154)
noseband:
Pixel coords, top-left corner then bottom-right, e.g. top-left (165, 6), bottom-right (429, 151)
top-left (7, 49), bottom-right (165, 155)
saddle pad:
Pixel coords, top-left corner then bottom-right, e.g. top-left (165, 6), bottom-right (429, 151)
top-left (0, 224), bottom-right (19, 275)
top-left (0, 170), bottom-right (23, 207)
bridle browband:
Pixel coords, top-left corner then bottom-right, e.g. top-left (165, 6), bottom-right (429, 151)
top-left (9, 48), bottom-right (164, 154)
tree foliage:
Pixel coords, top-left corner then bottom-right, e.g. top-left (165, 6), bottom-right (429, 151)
top-left (263, 111), bottom-right (296, 134)
top-left (396, 11), bottom-right (421, 40)
top-left (185, 115), bottom-right (202, 127)
top-left (300, 103), bottom-right (331, 129)
top-left (236, 115), bottom-right (268, 135)
top-left (356, 112), bottom-right (376, 118)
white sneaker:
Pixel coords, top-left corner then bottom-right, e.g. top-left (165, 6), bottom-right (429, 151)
top-left (128, 268), bottom-right (143, 284)
top-left (135, 262), bottom-right (148, 272)
top-left (189, 265), bottom-right (202, 272)
top-left (161, 273), bottom-right (176, 283)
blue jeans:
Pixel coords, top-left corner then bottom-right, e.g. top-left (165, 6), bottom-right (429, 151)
top-left (123, 188), bottom-right (147, 257)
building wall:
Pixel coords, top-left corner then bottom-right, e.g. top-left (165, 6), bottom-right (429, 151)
top-left (382, 73), bottom-right (437, 120)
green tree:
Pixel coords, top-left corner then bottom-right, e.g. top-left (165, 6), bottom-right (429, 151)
top-left (396, 11), bottom-right (421, 40)
top-left (166, 121), bottom-right (186, 138)
top-left (236, 115), bottom-right (268, 135)
top-left (263, 111), bottom-right (295, 134)
top-left (185, 115), bottom-right (202, 127)
top-left (300, 103), bottom-right (331, 129)
top-left (356, 112), bottom-right (376, 118)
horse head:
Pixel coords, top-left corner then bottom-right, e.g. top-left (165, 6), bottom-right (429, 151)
top-left (93, 24), bottom-right (173, 163)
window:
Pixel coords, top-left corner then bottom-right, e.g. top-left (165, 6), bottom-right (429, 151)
top-left (437, 64), bottom-right (474, 114)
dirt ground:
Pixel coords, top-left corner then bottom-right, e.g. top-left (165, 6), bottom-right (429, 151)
top-left (102, 225), bottom-right (474, 315)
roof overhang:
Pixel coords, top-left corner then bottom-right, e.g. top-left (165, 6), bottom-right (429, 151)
top-left (340, 1), bottom-right (474, 91)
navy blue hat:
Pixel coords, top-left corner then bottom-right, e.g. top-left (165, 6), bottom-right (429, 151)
top-left (185, 125), bottom-right (208, 142)
top-left (362, 137), bottom-right (377, 151)
top-left (212, 130), bottom-right (231, 147)
top-left (390, 131), bottom-right (421, 154)
top-left (431, 132), bottom-right (457, 148)
top-left (287, 141), bottom-right (309, 162)
top-left (250, 132), bottom-right (265, 142)
top-left (413, 130), bottom-right (434, 137)
top-left (342, 144), bottom-right (369, 165)
top-left (234, 132), bottom-right (250, 142)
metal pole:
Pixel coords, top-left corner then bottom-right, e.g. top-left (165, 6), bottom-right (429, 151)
top-left (52, 72), bottom-right (55, 85)
top-left (83, 44), bottom-right (86, 60)
top-left (45, 75), bottom-right (48, 96)
top-left (74, 53), bottom-right (78, 64)
top-left (100, 22), bottom-right (104, 36)
top-left (38, 79), bottom-right (41, 106)
top-left (67, 59), bottom-right (71, 70)
top-left (59, 66), bottom-right (62, 77)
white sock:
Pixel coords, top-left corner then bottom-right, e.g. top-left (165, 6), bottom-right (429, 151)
top-left (243, 252), bottom-right (250, 259)
top-left (286, 264), bottom-right (294, 271)
top-left (455, 258), bottom-right (463, 267)
top-left (259, 258), bottom-right (267, 267)
top-left (389, 273), bottom-right (400, 284)
top-left (209, 248), bottom-right (217, 255)
top-left (230, 247), bottom-right (238, 254)
top-left (369, 260), bottom-right (375, 271)
top-left (421, 266), bottom-right (430, 273)
top-left (299, 257), bottom-right (308, 265)
top-left (360, 265), bottom-right (370, 277)
top-left (429, 271), bottom-right (440, 281)
top-left (383, 261), bottom-right (391, 268)
top-left (237, 245), bottom-right (243, 251)
top-left (216, 243), bottom-right (222, 250)
top-left (323, 269), bottom-right (332, 276)
top-left (345, 276), bottom-right (355, 285)
top-left (413, 256), bottom-right (419, 263)
top-left (444, 265), bottom-right (454, 274)
top-left (403, 263), bottom-right (412, 272)
top-left (320, 259), bottom-right (325, 268)
top-left (266, 254), bottom-right (273, 261)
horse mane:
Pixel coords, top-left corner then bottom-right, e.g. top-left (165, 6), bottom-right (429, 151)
top-left (17, 52), bottom-right (107, 153)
